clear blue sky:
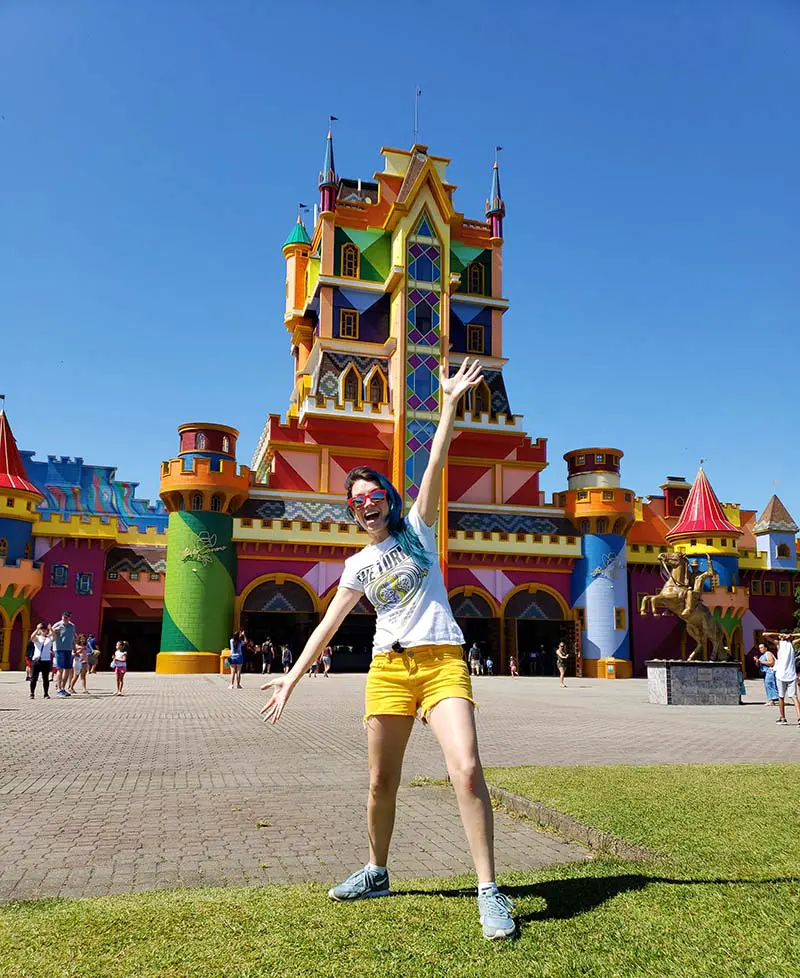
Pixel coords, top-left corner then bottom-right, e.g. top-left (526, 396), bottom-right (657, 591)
top-left (2, 0), bottom-right (798, 521)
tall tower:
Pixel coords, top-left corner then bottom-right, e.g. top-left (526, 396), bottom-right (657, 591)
top-left (0, 410), bottom-right (44, 669)
top-left (564, 449), bottom-right (635, 678)
top-left (157, 423), bottom-right (250, 674)
top-left (753, 495), bottom-right (798, 570)
top-left (666, 468), bottom-right (743, 588)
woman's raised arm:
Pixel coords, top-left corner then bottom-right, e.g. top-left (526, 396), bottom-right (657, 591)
top-left (415, 358), bottom-right (484, 526)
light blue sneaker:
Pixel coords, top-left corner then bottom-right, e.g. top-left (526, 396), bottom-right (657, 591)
top-left (328, 866), bottom-right (390, 902)
top-left (478, 887), bottom-right (516, 940)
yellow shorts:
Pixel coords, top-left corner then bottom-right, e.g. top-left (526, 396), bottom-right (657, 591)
top-left (365, 644), bottom-right (475, 722)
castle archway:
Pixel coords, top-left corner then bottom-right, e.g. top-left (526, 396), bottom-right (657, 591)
top-left (501, 584), bottom-right (575, 677)
top-left (449, 587), bottom-right (499, 669)
top-left (240, 575), bottom-right (319, 664)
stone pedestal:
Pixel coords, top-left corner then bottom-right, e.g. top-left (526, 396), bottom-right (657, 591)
top-left (646, 659), bottom-right (741, 706)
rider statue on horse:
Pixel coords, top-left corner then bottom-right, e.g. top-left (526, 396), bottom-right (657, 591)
top-left (639, 551), bottom-right (730, 661)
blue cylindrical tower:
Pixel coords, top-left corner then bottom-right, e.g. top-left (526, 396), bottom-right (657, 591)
top-left (564, 449), bottom-right (635, 679)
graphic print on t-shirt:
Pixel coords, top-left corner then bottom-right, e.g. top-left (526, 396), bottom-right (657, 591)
top-left (355, 543), bottom-right (428, 614)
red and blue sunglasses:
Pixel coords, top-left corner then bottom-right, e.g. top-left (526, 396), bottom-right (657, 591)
top-left (347, 488), bottom-right (388, 512)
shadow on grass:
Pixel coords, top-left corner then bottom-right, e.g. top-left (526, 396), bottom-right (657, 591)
top-left (398, 875), bottom-right (800, 922)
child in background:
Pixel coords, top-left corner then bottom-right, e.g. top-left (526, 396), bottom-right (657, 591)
top-left (112, 640), bottom-right (128, 695)
top-left (509, 656), bottom-right (518, 678)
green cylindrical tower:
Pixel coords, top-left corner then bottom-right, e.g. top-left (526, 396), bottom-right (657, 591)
top-left (157, 423), bottom-right (250, 674)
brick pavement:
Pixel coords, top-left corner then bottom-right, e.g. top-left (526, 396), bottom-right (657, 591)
top-left (0, 670), bottom-right (794, 903)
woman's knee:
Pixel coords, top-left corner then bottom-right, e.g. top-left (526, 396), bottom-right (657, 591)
top-left (368, 768), bottom-right (402, 799)
top-left (448, 754), bottom-right (484, 794)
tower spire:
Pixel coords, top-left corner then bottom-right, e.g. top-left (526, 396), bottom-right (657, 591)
top-left (319, 117), bottom-right (338, 214)
top-left (485, 146), bottom-right (505, 239)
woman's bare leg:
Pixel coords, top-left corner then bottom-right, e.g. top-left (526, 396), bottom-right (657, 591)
top-left (427, 697), bottom-right (494, 882)
top-left (365, 715), bottom-right (414, 866)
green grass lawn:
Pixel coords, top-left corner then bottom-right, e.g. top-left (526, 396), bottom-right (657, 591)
top-left (2, 764), bottom-right (798, 978)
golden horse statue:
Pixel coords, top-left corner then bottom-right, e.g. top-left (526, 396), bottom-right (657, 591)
top-left (639, 552), bottom-right (730, 661)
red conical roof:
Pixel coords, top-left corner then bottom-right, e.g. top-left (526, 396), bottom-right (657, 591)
top-left (666, 468), bottom-right (741, 539)
top-left (0, 411), bottom-right (41, 495)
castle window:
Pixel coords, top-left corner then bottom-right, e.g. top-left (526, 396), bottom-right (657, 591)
top-left (580, 519), bottom-right (590, 535)
top-left (129, 571), bottom-right (139, 581)
top-left (210, 494), bottom-right (223, 512)
top-left (340, 308), bottom-right (359, 339)
top-left (602, 491), bottom-right (614, 501)
top-left (107, 571), bottom-right (118, 580)
top-left (367, 370), bottom-right (387, 407)
top-left (6, 497), bottom-right (13, 507)
top-left (577, 490), bottom-right (588, 501)
top-left (674, 495), bottom-right (685, 507)
top-left (196, 433), bottom-right (207, 450)
top-left (690, 539), bottom-right (697, 547)
top-left (467, 261), bottom-right (484, 294)
top-left (764, 580), bottom-right (775, 595)
top-left (150, 573), bottom-right (161, 582)
top-left (342, 366), bottom-right (362, 406)
top-left (341, 243), bottom-right (360, 279)
top-left (720, 539), bottom-right (727, 548)
top-left (222, 436), bottom-right (230, 454)
top-left (706, 539), bottom-right (713, 547)
top-left (614, 608), bottom-right (626, 630)
top-left (595, 454), bottom-right (605, 464)
top-left (597, 519), bottom-right (608, 534)
top-left (577, 455), bottom-right (585, 466)
top-left (777, 543), bottom-right (791, 558)
top-left (175, 493), bottom-right (185, 511)
top-left (559, 493), bottom-right (567, 506)
top-left (51, 564), bottom-right (68, 588)
top-left (24, 541), bottom-right (32, 560)
top-left (467, 324), bottom-right (485, 354)
top-left (76, 572), bottom-right (93, 596)
top-left (191, 493), bottom-right (203, 511)
top-left (750, 580), bottom-right (761, 595)
top-left (779, 581), bottom-right (790, 595)
top-left (473, 380), bottom-right (491, 416)
top-left (0, 539), bottom-right (6, 558)
top-left (624, 493), bottom-right (632, 502)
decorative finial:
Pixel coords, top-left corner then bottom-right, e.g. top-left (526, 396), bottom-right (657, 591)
top-left (413, 87), bottom-right (422, 143)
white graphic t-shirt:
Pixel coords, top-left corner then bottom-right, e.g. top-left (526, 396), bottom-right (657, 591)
top-left (339, 504), bottom-right (464, 656)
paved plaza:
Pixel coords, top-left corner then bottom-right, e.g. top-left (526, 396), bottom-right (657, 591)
top-left (0, 669), bottom-right (794, 903)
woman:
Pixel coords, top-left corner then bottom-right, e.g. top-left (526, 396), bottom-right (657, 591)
top-left (29, 623), bottom-right (54, 699)
top-left (260, 358), bottom-right (515, 941)
top-left (69, 634), bottom-right (90, 694)
top-left (261, 638), bottom-right (274, 675)
top-left (756, 641), bottom-right (778, 706)
top-left (111, 640), bottom-right (128, 695)
top-left (556, 641), bottom-right (569, 688)
top-left (228, 631), bottom-right (245, 689)
top-left (321, 644), bottom-right (333, 678)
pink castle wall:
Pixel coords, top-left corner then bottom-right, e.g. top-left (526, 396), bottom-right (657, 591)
top-left (32, 539), bottom-right (107, 639)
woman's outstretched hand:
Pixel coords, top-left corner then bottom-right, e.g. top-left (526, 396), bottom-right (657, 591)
top-left (260, 675), bottom-right (296, 724)
top-left (440, 357), bottom-right (483, 403)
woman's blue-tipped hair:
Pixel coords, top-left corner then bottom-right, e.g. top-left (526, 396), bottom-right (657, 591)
top-left (345, 466), bottom-right (432, 570)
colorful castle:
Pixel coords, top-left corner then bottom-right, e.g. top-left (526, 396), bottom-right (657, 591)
top-left (2, 135), bottom-right (798, 677)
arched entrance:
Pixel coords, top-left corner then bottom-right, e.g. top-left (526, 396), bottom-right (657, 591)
top-left (328, 594), bottom-right (376, 672)
top-left (449, 589), bottom-right (498, 668)
top-left (241, 578), bottom-right (319, 662)
top-left (503, 585), bottom-right (574, 676)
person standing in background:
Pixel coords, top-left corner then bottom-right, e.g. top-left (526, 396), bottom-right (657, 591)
top-left (228, 630), bottom-right (245, 689)
top-left (321, 644), bottom-right (333, 677)
top-left (556, 642), bottom-right (569, 688)
top-left (755, 642), bottom-right (778, 706)
top-left (111, 640), bottom-right (128, 695)
top-left (87, 634), bottom-right (99, 674)
top-left (29, 623), bottom-right (53, 699)
top-left (281, 644), bottom-right (293, 673)
top-left (68, 634), bottom-right (90, 695)
top-left (261, 638), bottom-right (274, 675)
top-left (51, 611), bottom-right (76, 698)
